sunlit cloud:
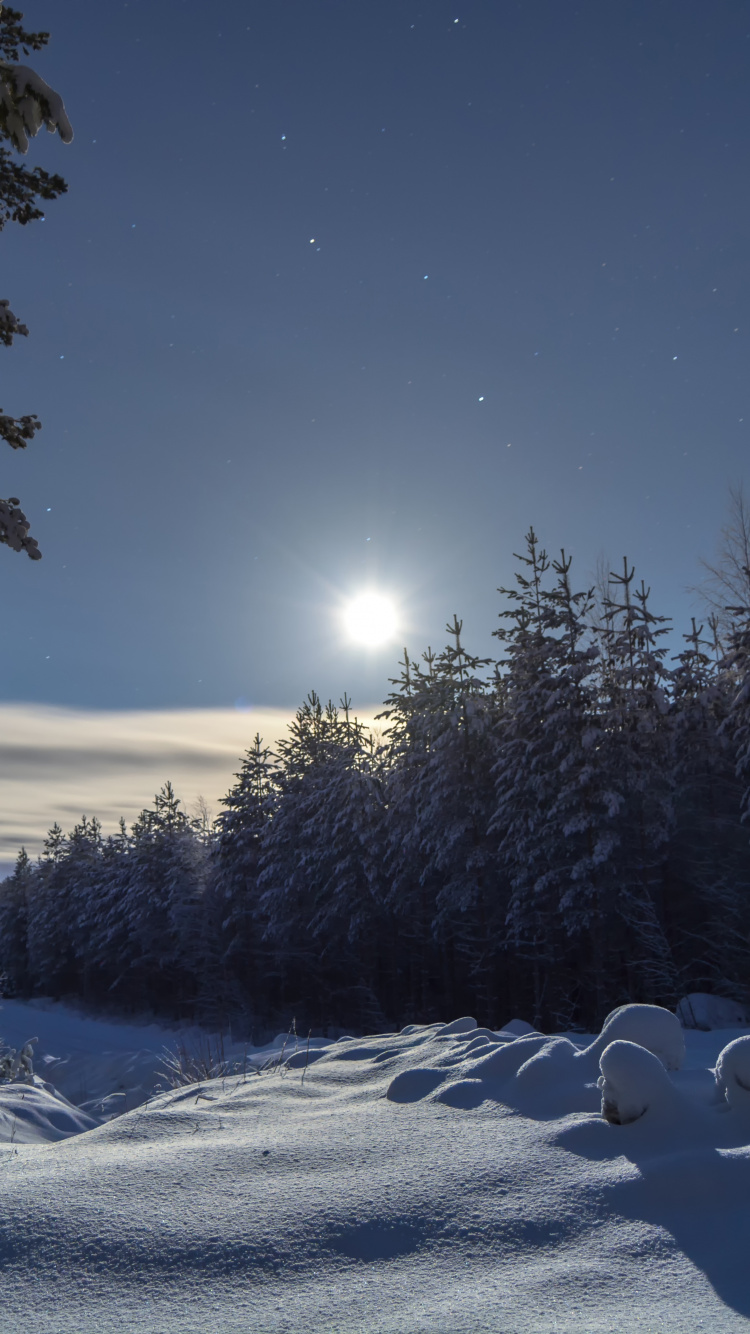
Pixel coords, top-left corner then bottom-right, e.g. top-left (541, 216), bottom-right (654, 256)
top-left (0, 702), bottom-right (382, 876)
top-left (0, 704), bottom-right (293, 872)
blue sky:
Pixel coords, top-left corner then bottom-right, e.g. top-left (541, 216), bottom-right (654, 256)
top-left (2, 0), bottom-right (749, 715)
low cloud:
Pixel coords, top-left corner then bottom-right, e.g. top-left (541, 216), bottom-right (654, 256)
top-left (0, 703), bottom-right (297, 872)
top-left (0, 702), bottom-right (382, 876)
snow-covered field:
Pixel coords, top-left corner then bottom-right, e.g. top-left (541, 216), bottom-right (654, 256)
top-left (0, 1001), bottom-right (749, 1331)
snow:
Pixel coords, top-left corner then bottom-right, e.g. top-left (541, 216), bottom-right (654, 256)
top-left (581, 1000), bottom-right (686, 1071)
top-left (598, 1038), bottom-right (681, 1124)
top-left (0, 62), bottom-right (73, 154)
top-left (678, 993), bottom-right (750, 1030)
top-left (715, 1036), bottom-right (750, 1110)
top-left (0, 998), bottom-right (328, 1116)
top-left (0, 1001), bottom-right (749, 1329)
top-left (0, 1081), bottom-right (95, 1143)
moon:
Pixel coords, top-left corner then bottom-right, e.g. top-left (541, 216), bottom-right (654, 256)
top-left (342, 591), bottom-right (398, 648)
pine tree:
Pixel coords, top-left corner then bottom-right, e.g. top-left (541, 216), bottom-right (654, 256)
top-left (64, 816), bottom-right (104, 1000)
top-left (490, 529), bottom-right (573, 1024)
top-left (491, 543), bottom-right (615, 1025)
top-left (209, 735), bottom-right (278, 1014)
top-left (380, 622), bottom-right (498, 1023)
top-left (591, 559), bottom-right (677, 1006)
top-left (26, 820), bottom-right (75, 994)
top-left (724, 596), bottom-right (750, 827)
top-left (668, 617), bottom-right (749, 998)
top-left (0, 846), bottom-right (32, 993)
top-left (0, 5), bottom-right (72, 557)
top-left (84, 818), bottom-right (133, 1001)
top-left (258, 694), bottom-right (387, 1026)
top-left (118, 783), bottom-right (207, 1012)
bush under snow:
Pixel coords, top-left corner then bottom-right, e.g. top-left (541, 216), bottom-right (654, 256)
top-left (581, 1002), bottom-right (685, 1071)
top-left (715, 1035), bottom-right (750, 1110)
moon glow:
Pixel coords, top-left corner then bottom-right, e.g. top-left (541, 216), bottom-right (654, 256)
top-left (343, 592), bottom-right (398, 648)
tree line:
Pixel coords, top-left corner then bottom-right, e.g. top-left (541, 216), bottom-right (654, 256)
top-left (2, 527), bottom-right (750, 1034)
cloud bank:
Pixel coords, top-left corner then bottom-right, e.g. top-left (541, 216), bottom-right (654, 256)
top-left (0, 704), bottom-right (302, 873)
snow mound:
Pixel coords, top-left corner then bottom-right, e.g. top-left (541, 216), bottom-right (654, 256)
top-left (598, 1039), bottom-right (681, 1124)
top-left (0, 1080), bottom-right (96, 1143)
top-left (498, 1017), bottom-right (537, 1036)
top-left (515, 1036), bottom-right (578, 1091)
top-left (437, 1015), bottom-right (478, 1035)
top-left (678, 993), bottom-right (750, 1031)
top-left (582, 1002), bottom-right (685, 1071)
top-left (715, 1036), bottom-right (750, 1110)
top-left (383, 1007), bottom-right (684, 1117)
top-left (386, 1067), bottom-right (446, 1102)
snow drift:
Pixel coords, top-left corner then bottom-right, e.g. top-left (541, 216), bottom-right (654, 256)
top-left (0, 1000), bottom-right (748, 1330)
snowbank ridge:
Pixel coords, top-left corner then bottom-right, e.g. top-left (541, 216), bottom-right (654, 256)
top-left (0, 1000), bottom-right (748, 1330)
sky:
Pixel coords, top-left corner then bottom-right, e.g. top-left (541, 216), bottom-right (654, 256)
top-left (2, 0), bottom-right (750, 855)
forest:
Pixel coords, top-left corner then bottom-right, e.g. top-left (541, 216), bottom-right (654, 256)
top-left (2, 526), bottom-right (749, 1036)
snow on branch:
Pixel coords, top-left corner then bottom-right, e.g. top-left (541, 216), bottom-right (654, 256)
top-left (0, 406), bottom-right (39, 449)
top-left (0, 493), bottom-right (41, 558)
top-left (0, 296), bottom-right (27, 345)
top-left (0, 61), bottom-right (73, 154)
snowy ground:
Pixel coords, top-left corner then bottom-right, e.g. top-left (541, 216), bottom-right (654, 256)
top-left (0, 1002), bottom-right (748, 1331)
top-left (0, 997), bottom-right (316, 1119)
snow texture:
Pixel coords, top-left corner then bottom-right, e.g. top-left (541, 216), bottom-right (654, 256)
top-left (0, 1079), bottom-right (95, 1142)
top-left (0, 1001), bottom-right (750, 1329)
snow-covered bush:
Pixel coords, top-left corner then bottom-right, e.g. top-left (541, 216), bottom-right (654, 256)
top-left (0, 1035), bottom-right (36, 1084)
top-left (159, 1035), bottom-right (248, 1088)
top-left (714, 1036), bottom-right (750, 1110)
top-left (678, 994), bottom-right (750, 1031)
top-left (584, 1003), bottom-right (685, 1071)
top-left (598, 1039), bottom-right (677, 1125)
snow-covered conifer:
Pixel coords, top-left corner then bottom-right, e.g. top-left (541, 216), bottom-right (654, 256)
top-left (380, 620), bottom-right (498, 1021)
top-left (0, 846), bottom-right (32, 993)
top-left (208, 735), bottom-right (278, 1014)
top-left (668, 618), bottom-right (749, 997)
top-left (590, 560), bottom-right (677, 1006)
top-left (491, 533), bottom-right (603, 1023)
top-left (0, 4), bottom-right (72, 558)
top-left (117, 784), bottom-right (207, 1010)
top-left (259, 694), bottom-right (387, 1026)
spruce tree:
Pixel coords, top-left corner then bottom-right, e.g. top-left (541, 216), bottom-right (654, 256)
top-left (668, 617), bottom-right (749, 998)
top-left (0, 846), bottom-right (32, 993)
top-left (591, 560), bottom-right (676, 1006)
top-left (380, 622), bottom-right (498, 1022)
top-left (26, 820), bottom-right (76, 995)
top-left (258, 694), bottom-right (387, 1026)
top-left (119, 783), bottom-right (206, 1012)
top-left (491, 545), bottom-right (609, 1025)
top-left (0, 5), bottom-right (72, 556)
top-left (490, 529), bottom-right (569, 1024)
top-left (209, 735), bottom-right (278, 1015)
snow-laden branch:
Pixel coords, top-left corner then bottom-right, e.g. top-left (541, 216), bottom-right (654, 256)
top-left (0, 406), bottom-right (39, 449)
top-left (0, 296), bottom-right (27, 345)
top-left (0, 493), bottom-right (40, 558)
top-left (0, 60), bottom-right (72, 154)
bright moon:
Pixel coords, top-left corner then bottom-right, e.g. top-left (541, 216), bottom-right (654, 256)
top-left (343, 592), bottom-right (398, 647)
